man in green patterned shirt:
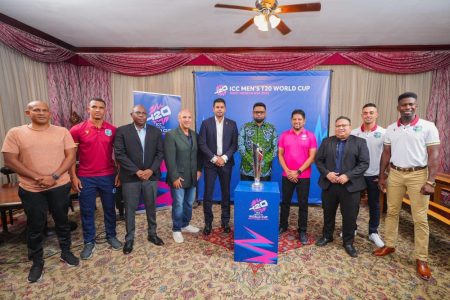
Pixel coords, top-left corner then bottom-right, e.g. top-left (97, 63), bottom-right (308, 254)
top-left (238, 102), bottom-right (278, 181)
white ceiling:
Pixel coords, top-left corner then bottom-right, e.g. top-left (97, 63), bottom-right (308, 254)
top-left (0, 0), bottom-right (449, 48)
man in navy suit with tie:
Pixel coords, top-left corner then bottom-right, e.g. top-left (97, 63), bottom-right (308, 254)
top-left (198, 98), bottom-right (238, 235)
top-left (315, 116), bottom-right (369, 257)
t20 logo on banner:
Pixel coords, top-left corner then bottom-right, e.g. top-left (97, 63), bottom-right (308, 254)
top-left (148, 104), bottom-right (171, 126)
top-left (215, 85), bottom-right (228, 96)
top-left (248, 198), bottom-right (269, 221)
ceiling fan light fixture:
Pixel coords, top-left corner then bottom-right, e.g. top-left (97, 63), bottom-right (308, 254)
top-left (269, 14), bottom-right (281, 28)
top-left (257, 22), bottom-right (269, 31)
top-left (253, 14), bottom-right (269, 31)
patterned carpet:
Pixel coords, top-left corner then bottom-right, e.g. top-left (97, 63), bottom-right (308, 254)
top-left (0, 202), bottom-right (449, 299)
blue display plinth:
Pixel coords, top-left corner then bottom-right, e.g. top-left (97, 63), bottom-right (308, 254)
top-left (234, 181), bottom-right (280, 264)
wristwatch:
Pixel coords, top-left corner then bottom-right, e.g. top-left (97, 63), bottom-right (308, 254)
top-left (426, 181), bottom-right (436, 187)
top-left (297, 169), bottom-right (302, 175)
top-left (52, 173), bottom-right (60, 180)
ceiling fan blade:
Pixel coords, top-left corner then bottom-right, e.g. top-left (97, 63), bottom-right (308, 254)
top-left (215, 4), bottom-right (256, 11)
top-left (276, 20), bottom-right (291, 35)
top-left (277, 3), bottom-right (321, 13)
top-left (234, 18), bottom-right (255, 34)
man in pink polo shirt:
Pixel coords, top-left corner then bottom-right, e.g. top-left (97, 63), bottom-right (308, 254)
top-left (70, 98), bottom-right (122, 260)
top-left (278, 109), bottom-right (317, 245)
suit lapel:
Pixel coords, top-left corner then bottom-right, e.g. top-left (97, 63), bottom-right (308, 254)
top-left (130, 123), bottom-right (143, 152)
top-left (211, 118), bottom-right (217, 146)
top-left (191, 130), bottom-right (197, 149)
top-left (176, 127), bottom-right (191, 147)
top-left (330, 136), bottom-right (338, 171)
top-left (342, 135), bottom-right (352, 160)
top-left (223, 118), bottom-right (229, 143)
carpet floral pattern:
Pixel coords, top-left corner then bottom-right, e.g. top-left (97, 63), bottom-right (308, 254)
top-left (0, 202), bottom-right (449, 299)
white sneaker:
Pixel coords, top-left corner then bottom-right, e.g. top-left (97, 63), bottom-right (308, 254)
top-left (173, 232), bottom-right (184, 243)
top-left (369, 233), bottom-right (385, 248)
top-left (181, 225), bottom-right (200, 233)
top-left (339, 230), bottom-right (358, 238)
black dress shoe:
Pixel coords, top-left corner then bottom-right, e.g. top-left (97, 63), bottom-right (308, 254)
top-left (148, 235), bottom-right (164, 246)
top-left (279, 227), bottom-right (287, 235)
top-left (315, 237), bottom-right (333, 246)
top-left (203, 224), bottom-right (212, 236)
top-left (222, 224), bottom-right (231, 234)
top-left (344, 244), bottom-right (358, 257)
top-left (123, 240), bottom-right (134, 255)
top-left (299, 232), bottom-right (309, 245)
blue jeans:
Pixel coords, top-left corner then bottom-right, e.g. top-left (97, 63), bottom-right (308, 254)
top-left (79, 175), bottom-right (117, 243)
top-left (171, 186), bottom-right (196, 232)
top-left (365, 176), bottom-right (381, 234)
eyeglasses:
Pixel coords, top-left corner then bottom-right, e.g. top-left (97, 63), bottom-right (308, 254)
top-left (253, 111), bottom-right (266, 115)
top-left (335, 124), bottom-right (350, 128)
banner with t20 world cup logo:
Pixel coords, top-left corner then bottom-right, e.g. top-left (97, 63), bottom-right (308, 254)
top-left (195, 71), bottom-right (331, 204)
top-left (133, 91), bottom-right (182, 207)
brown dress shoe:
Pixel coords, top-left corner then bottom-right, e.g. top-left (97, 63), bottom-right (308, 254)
top-left (373, 246), bottom-right (395, 256)
top-left (416, 260), bottom-right (431, 281)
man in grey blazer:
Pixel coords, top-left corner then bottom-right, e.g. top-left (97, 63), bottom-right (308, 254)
top-left (164, 109), bottom-right (202, 243)
top-left (315, 116), bottom-right (369, 257)
top-left (114, 105), bottom-right (164, 254)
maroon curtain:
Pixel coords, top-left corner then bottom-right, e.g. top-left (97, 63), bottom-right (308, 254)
top-left (204, 52), bottom-right (334, 71)
top-left (79, 53), bottom-right (198, 76)
top-left (48, 63), bottom-right (112, 127)
top-left (341, 51), bottom-right (450, 74)
top-left (426, 66), bottom-right (449, 173)
top-left (0, 22), bottom-right (74, 63)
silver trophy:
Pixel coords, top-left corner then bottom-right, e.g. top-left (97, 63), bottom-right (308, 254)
top-left (252, 143), bottom-right (264, 190)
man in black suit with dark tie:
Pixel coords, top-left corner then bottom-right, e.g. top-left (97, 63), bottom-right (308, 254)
top-left (198, 98), bottom-right (238, 235)
top-left (315, 116), bottom-right (369, 257)
top-left (114, 105), bottom-right (165, 254)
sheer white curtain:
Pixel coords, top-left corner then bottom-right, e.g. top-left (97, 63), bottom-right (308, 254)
top-left (112, 64), bottom-right (432, 130)
top-left (314, 65), bottom-right (432, 129)
top-left (0, 43), bottom-right (436, 183)
top-left (111, 66), bottom-right (224, 128)
top-left (0, 43), bottom-right (48, 183)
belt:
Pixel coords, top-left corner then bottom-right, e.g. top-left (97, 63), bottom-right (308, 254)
top-left (390, 163), bottom-right (427, 172)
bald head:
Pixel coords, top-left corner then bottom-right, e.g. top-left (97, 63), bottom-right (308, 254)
top-left (27, 101), bottom-right (49, 111)
top-left (178, 109), bottom-right (191, 119)
top-left (178, 109), bottom-right (192, 131)
top-left (130, 104), bottom-right (147, 128)
top-left (132, 104), bottom-right (146, 113)
top-left (25, 101), bottom-right (51, 127)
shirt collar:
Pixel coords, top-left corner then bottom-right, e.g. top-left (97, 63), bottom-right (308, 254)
top-left (88, 119), bottom-right (105, 129)
top-left (289, 128), bottom-right (305, 135)
top-left (134, 123), bottom-right (147, 131)
top-left (397, 115), bottom-right (419, 127)
top-left (252, 120), bottom-right (266, 127)
top-left (360, 124), bottom-right (378, 132)
top-left (215, 116), bottom-right (224, 124)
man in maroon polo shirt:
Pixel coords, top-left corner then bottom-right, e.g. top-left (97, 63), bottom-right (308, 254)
top-left (70, 98), bottom-right (122, 259)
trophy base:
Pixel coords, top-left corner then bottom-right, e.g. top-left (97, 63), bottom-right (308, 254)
top-left (251, 182), bottom-right (263, 190)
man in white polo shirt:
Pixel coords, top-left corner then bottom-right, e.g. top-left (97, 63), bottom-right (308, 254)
top-left (351, 103), bottom-right (386, 248)
top-left (374, 92), bottom-right (440, 281)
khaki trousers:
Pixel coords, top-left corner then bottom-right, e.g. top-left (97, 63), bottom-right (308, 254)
top-left (385, 168), bottom-right (429, 261)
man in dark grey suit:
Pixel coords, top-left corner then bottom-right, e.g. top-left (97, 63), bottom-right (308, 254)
top-left (164, 109), bottom-right (202, 243)
top-left (114, 105), bottom-right (164, 254)
top-left (198, 98), bottom-right (238, 235)
top-left (315, 116), bottom-right (369, 257)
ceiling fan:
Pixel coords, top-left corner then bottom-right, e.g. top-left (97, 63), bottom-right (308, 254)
top-left (215, 0), bottom-right (321, 35)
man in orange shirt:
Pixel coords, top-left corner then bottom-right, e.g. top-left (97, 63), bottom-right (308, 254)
top-left (2, 101), bottom-right (79, 283)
